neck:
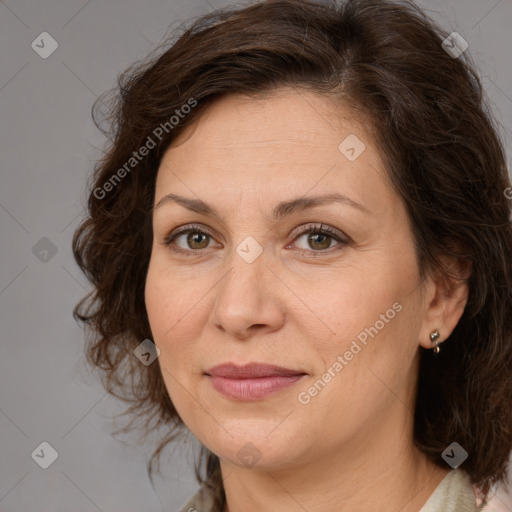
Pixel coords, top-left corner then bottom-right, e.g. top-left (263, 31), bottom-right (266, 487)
top-left (219, 408), bottom-right (449, 512)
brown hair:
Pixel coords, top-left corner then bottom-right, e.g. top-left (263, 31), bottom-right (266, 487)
top-left (72, 0), bottom-right (512, 509)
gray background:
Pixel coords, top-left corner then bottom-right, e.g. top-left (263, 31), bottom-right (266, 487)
top-left (1, 0), bottom-right (511, 511)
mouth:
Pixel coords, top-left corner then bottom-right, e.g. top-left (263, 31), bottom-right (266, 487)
top-left (205, 363), bottom-right (307, 401)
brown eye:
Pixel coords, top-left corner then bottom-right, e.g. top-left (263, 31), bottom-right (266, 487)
top-left (291, 224), bottom-right (348, 253)
top-left (163, 225), bottom-right (218, 253)
top-left (306, 232), bottom-right (333, 251)
top-left (171, 230), bottom-right (212, 250)
top-left (186, 232), bottom-right (210, 249)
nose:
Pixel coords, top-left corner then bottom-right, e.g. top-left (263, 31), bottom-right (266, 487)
top-left (208, 249), bottom-right (286, 340)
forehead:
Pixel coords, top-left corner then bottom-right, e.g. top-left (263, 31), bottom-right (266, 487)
top-left (169, 88), bottom-right (367, 151)
top-left (154, 88), bottom-right (393, 219)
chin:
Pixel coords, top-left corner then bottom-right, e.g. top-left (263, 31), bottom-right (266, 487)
top-left (196, 423), bottom-right (306, 471)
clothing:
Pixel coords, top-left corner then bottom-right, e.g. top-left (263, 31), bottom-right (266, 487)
top-left (177, 469), bottom-right (482, 512)
top-left (419, 470), bottom-right (483, 512)
top-left (178, 482), bottom-right (215, 512)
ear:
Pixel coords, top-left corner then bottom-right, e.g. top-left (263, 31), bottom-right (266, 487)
top-left (418, 256), bottom-right (472, 350)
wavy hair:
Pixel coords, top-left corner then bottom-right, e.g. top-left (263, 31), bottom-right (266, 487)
top-left (72, 1), bottom-right (512, 510)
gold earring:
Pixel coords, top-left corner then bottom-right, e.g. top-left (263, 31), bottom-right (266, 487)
top-left (430, 329), bottom-right (441, 354)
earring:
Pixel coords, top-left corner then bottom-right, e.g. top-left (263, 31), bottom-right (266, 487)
top-left (430, 329), bottom-right (441, 354)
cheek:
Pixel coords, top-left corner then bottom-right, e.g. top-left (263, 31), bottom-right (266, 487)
top-left (145, 258), bottom-right (209, 425)
top-left (305, 269), bottom-right (399, 350)
top-left (296, 305), bottom-right (414, 442)
top-left (146, 251), bottom-right (202, 334)
top-left (145, 256), bottom-right (204, 371)
top-left (300, 265), bottom-right (418, 410)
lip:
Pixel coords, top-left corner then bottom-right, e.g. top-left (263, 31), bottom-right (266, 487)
top-left (205, 363), bottom-right (306, 401)
top-left (206, 362), bottom-right (305, 378)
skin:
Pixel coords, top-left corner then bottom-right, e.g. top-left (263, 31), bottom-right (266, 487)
top-left (144, 87), bottom-right (470, 512)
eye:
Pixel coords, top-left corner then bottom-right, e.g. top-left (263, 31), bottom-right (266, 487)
top-left (162, 224), bottom-right (220, 255)
top-left (162, 222), bottom-right (350, 256)
top-left (288, 223), bottom-right (349, 253)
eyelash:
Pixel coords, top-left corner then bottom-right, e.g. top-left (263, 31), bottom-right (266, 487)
top-left (162, 223), bottom-right (350, 258)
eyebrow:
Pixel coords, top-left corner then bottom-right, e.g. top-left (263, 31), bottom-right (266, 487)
top-left (152, 192), bottom-right (370, 221)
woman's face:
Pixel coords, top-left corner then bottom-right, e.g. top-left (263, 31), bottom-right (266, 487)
top-left (145, 88), bottom-right (435, 471)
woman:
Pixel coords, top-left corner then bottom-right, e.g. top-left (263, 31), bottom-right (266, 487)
top-left (72, 1), bottom-right (512, 511)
